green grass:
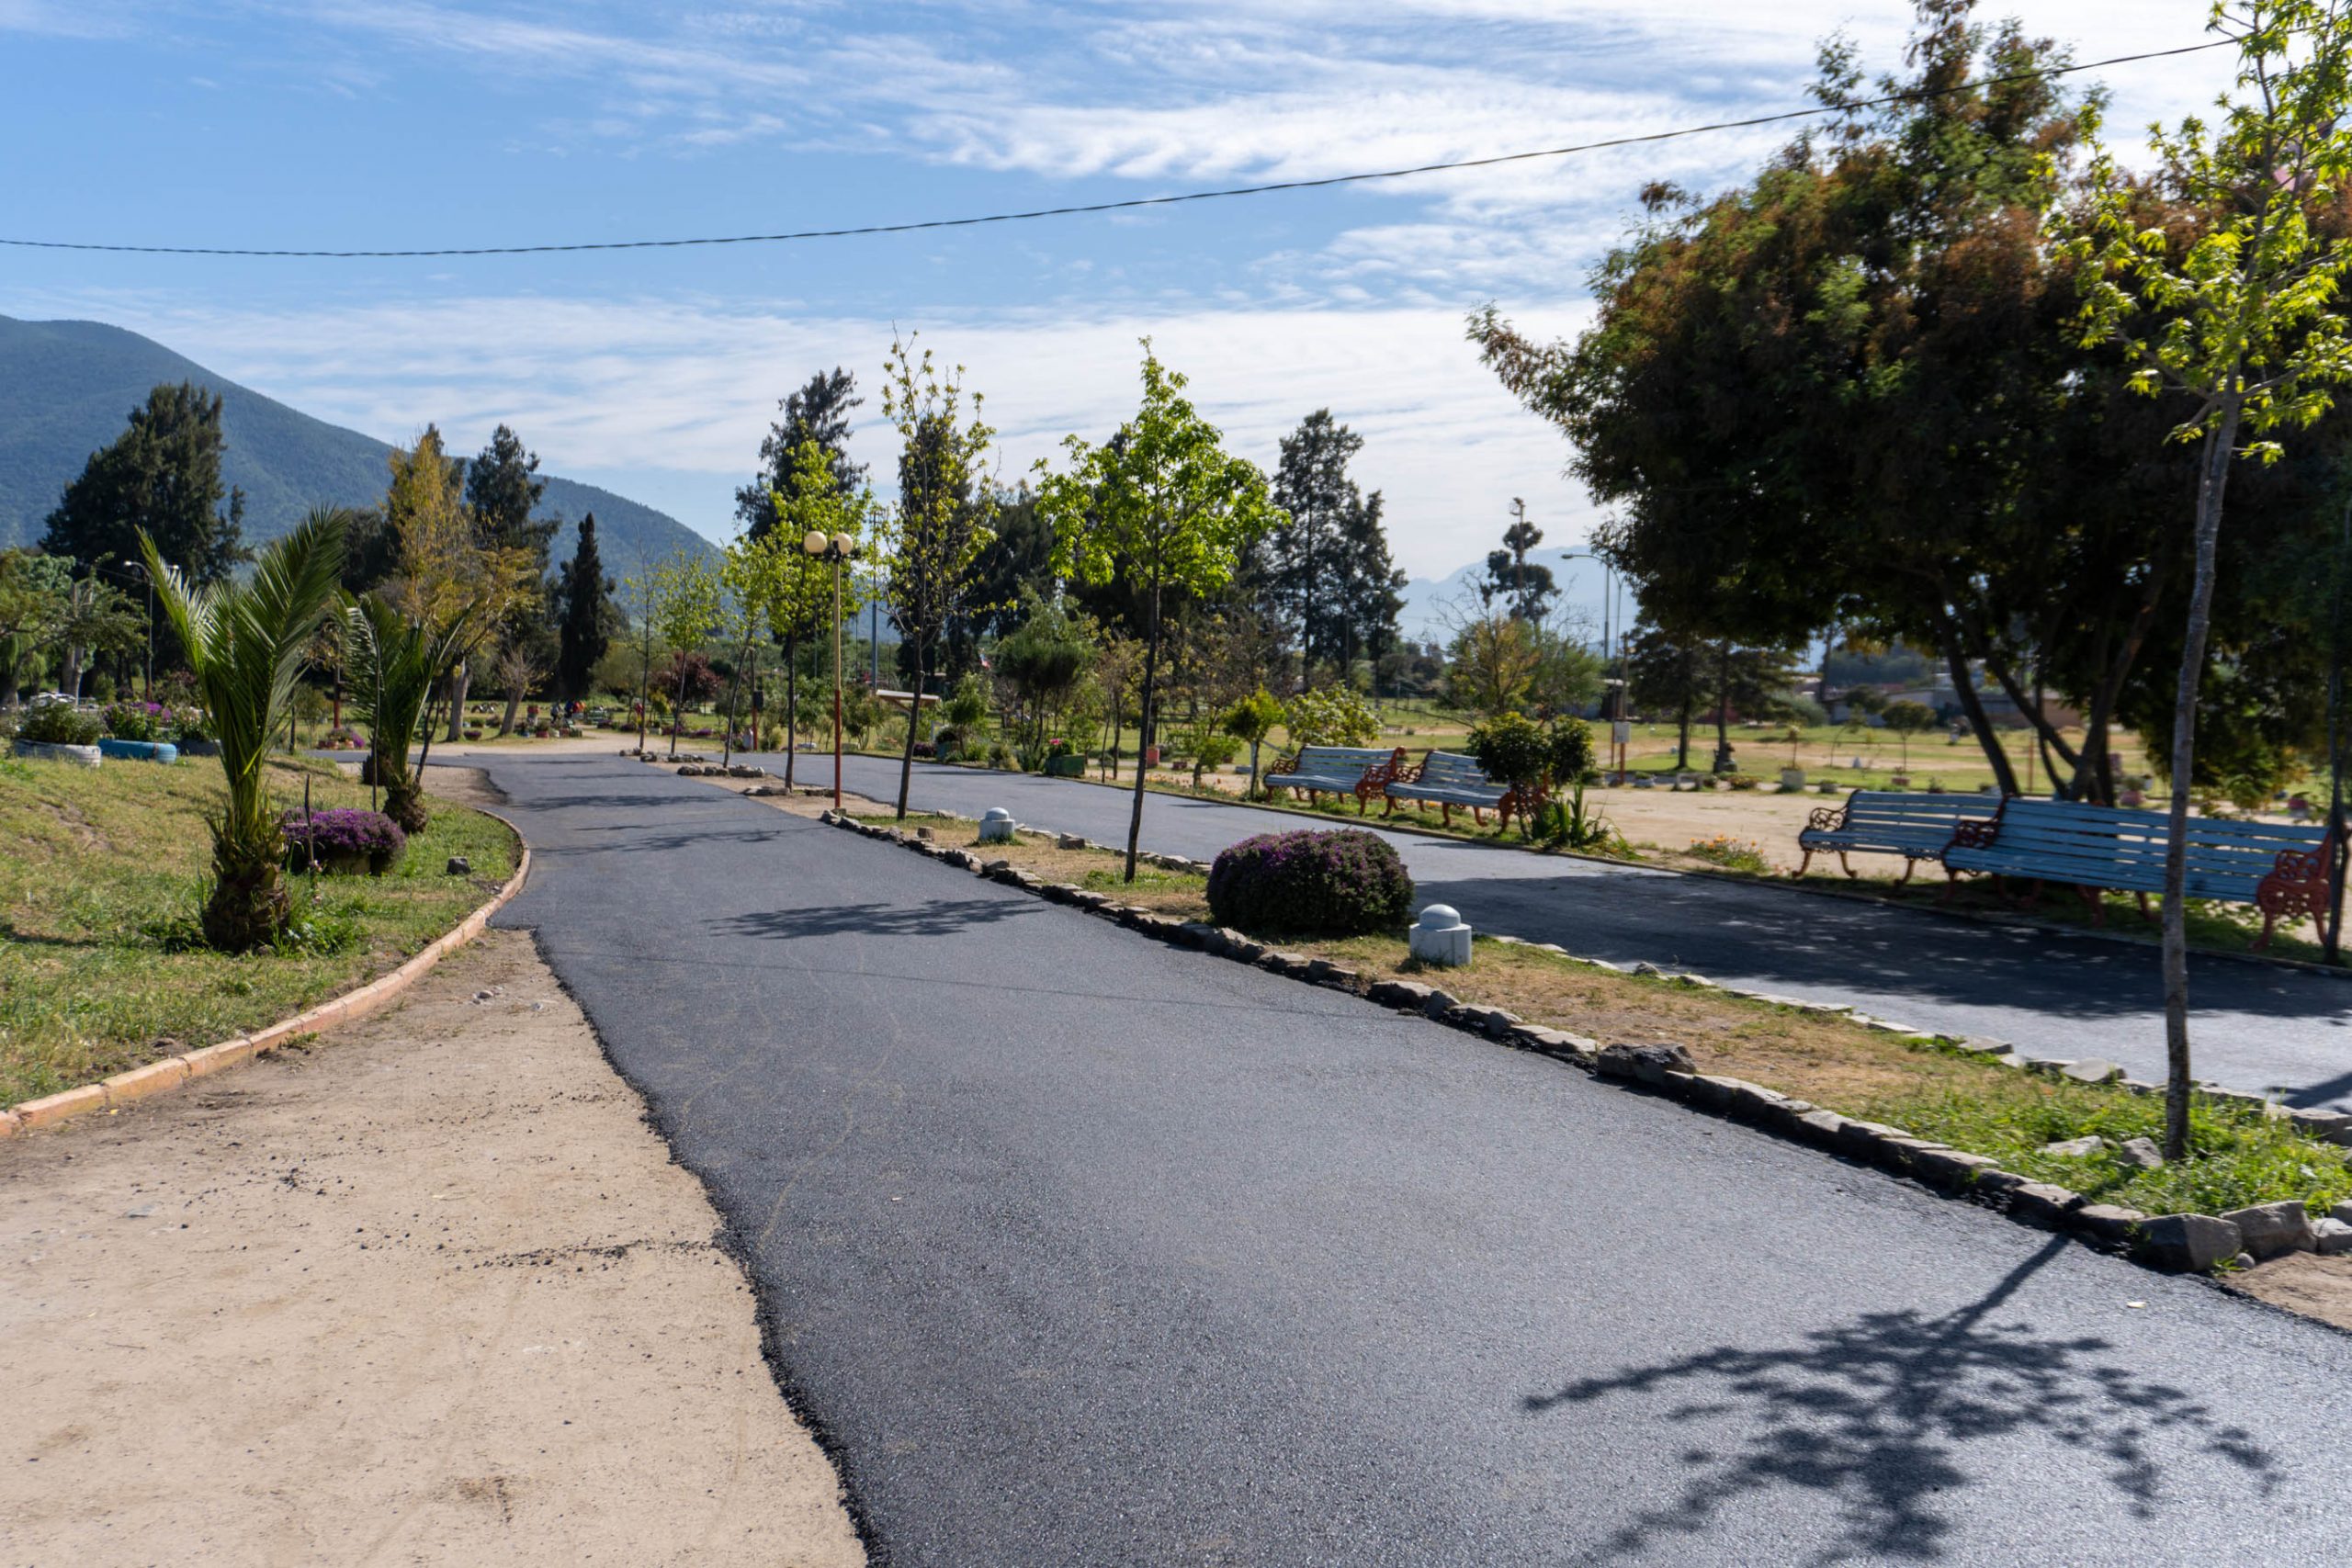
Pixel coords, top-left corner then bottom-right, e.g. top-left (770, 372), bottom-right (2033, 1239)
top-left (1856, 1070), bottom-right (2352, 1218)
top-left (0, 752), bottom-right (514, 1105)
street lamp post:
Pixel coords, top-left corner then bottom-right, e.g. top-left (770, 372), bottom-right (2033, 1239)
top-left (803, 528), bottom-right (858, 811)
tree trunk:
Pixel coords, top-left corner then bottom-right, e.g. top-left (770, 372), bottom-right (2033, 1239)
top-left (1675, 696), bottom-right (1692, 771)
top-left (895, 637), bottom-right (925, 819)
top-left (499, 685), bottom-right (523, 738)
top-left (444, 660), bottom-right (470, 742)
top-left (669, 663), bottom-right (689, 758)
top-left (1712, 643), bottom-right (1731, 773)
top-left (1125, 586), bottom-right (1162, 882)
top-left (2162, 403), bottom-right (2242, 1163)
top-left (722, 623), bottom-right (757, 769)
top-left (1938, 626), bottom-right (2023, 797)
top-left (61, 644), bottom-right (83, 701)
top-left (784, 635), bottom-right (799, 788)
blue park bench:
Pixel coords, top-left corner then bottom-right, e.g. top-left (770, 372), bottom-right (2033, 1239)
top-left (1939, 797), bottom-right (2335, 949)
top-left (1263, 744), bottom-right (1407, 814)
top-left (1794, 789), bottom-right (1992, 884)
top-left (1384, 750), bottom-right (1525, 830)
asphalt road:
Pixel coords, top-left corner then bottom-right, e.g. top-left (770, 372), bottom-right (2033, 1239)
top-left (761, 751), bottom-right (2352, 1111)
top-left (480, 751), bottom-right (2352, 1567)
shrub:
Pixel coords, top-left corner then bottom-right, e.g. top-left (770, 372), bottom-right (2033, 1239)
top-left (104, 700), bottom-right (164, 741)
top-left (17, 703), bottom-right (103, 746)
top-left (1206, 828), bottom-right (1414, 936)
top-left (986, 740), bottom-right (1016, 770)
top-left (281, 807), bottom-right (407, 874)
top-left (1686, 834), bottom-right (1770, 874)
top-left (1283, 687), bottom-right (1378, 750)
top-left (1465, 710), bottom-right (1549, 790)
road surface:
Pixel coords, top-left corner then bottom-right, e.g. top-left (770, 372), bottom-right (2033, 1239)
top-left (478, 752), bottom-right (2352, 1566)
top-left (760, 751), bottom-right (2352, 1111)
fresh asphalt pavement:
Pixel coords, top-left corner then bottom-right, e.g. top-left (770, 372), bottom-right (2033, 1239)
top-left (760, 750), bottom-right (2352, 1112)
top-left (477, 751), bottom-right (2351, 1566)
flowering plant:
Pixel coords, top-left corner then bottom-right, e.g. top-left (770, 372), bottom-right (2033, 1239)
top-left (1206, 828), bottom-right (1413, 936)
top-left (281, 807), bottom-right (407, 873)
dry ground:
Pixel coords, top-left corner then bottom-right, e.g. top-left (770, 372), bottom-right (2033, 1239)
top-left (0, 928), bottom-right (864, 1567)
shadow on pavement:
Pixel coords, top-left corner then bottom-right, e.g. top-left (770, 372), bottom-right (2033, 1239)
top-left (714, 897), bottom-right (1042, 942)
top-left (1521, 1236), bottom-right (2271, 1562)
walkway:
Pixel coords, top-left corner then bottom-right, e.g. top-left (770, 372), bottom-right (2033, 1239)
top-left (481, 751), bottom-right (2352, 1566)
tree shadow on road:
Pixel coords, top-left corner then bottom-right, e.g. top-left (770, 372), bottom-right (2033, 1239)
top-left (1521, 1237), bottom-right (2271, 1562)
top-left (714, 897), bottom-right (1041, 942)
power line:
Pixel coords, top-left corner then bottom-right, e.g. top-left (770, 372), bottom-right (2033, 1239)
top-left (0, 35), bottom-right (2237, 260)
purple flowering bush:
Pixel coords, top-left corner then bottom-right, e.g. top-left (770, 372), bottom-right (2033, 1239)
top-left (1206, 829), bottom-right (1414, 936)
top-left (281, 807), bottom-right (407, 874)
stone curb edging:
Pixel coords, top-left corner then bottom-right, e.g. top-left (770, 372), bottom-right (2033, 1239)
top-left (0, 822), bottom-right (532, 1141)
top-left (813, 806), bottom-right (2352, 1278)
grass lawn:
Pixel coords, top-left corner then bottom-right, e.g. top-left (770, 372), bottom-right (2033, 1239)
top-left (0, 751), bottom-right (515, 1106)
top-left (853, 807), bottom-right (2352, 1224)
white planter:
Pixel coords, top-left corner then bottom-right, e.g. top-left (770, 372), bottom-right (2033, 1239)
top-left (11, 739), bottom-right (101, 768)
top-left (1779, 768), bottom-right (1806, 789)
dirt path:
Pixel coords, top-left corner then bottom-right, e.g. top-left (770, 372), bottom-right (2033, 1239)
top-left (0, 929), bottom-right (865, 1566)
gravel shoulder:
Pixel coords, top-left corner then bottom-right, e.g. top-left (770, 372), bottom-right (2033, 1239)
top-left (0, 927), bottom-right (864, 1567)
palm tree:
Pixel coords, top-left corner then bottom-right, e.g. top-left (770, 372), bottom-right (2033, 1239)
top-left (344, 592), bottom-right (463, 834)
top-left (141, 510), bottom-right (346, 951)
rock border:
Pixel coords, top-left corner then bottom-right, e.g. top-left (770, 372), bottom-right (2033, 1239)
top-left (0, 820), bottom-right (532, 1141)
top-left (810, 806), bottom-right (2352, 1277)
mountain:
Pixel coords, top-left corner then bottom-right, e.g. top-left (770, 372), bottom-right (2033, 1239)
top-left (0, 314), bottom-right (719, 573)
top-left (1397, 555), bottom-right (1619, 647)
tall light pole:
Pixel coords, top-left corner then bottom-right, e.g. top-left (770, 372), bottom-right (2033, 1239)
top-left (804, 528), bottom-right (858, 810)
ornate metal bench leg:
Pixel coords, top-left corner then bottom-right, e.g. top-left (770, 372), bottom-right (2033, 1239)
top-left (1895, 858), bottom-right (1916, 888)
top-left (1441, 803), bottom-right (1453, 828)
top-left (1793, 850), bottom-right (1814, 879)
top-left (2134, 890), bottom-right (2153, 923)
top-left (1838, 852), bottom-right (1854, 879)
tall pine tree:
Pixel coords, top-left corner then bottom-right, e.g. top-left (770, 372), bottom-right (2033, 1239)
top-left (555, 513), bottom-right (613, 700)
top-left (735, 368), bottom-right (867, 538)
top-left (41, 381), bottom-right (247, 584)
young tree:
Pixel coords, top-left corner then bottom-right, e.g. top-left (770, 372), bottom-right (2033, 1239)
top-left (649, 550), bottom-right (724, 757)
top-left (1221, 686), bottom-right (1283, 798)
top-left (42, 382), bottom-right (248, 586)
top-left (1037, 343), bottom-right (1283, 878)
top-left (1442, 611), bottom-right (1544, 716)
top-left (1881, 699), bottom-right (1937, 770)
top-left (879, 334), bottom-right (997, 817)
top-left (2064, 0), bottom-right (2352, 1158)
top-left (345, 593), bottom-right (465, 832)
top-left (756, 441), bottom-right (874, 784)
top-left (141, 511), bottom-right (345, 950)
top-left (736, 368), bottom-right (867, 538)
top-left (554, 513), bottom-right (612, 701)
top-left (384, 426), bottom-right (536, 745)
top-left (53, 574), bottom-right (141, 700)
top-left (492, 637), bottom-right (548, 738)
top-left (1623, 621), bottom-right (1710, 771)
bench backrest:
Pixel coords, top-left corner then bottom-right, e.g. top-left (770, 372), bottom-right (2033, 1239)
top-left (1287, 745), bottom-right (1399, 777)
top-left (1951, 798), bottom-right (2328, 897)
top-left (1415, 751), bottom-right (1495, 790)
top-left (1840, 791), bottom-right (1986, 830)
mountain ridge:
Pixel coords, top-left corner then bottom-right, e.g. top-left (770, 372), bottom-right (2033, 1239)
top-left (0, 314), bottom-right (719, 573)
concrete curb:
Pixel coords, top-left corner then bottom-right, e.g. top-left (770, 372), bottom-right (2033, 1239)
top-left (0, 823), bottom-right (531, 1141)
top-left (811, 807), bottom-right (2352, 1279)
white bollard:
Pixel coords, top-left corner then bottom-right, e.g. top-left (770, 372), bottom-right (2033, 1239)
top-left (978, 807), bottom-right (1017, 844)
top-left (1409, 904), bottom-right (1473, 967)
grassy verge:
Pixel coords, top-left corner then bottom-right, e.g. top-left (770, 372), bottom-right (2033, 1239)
top-left (852, 807), bottom-right (2351, 1222)
top-left (0, 752), bottom-right (515, 1106)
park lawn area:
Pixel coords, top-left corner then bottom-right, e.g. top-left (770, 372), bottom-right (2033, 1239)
top-left (849, 805), bottom-right (2351, 1221)
top-left (0, 751), bottom-right (515, 1107)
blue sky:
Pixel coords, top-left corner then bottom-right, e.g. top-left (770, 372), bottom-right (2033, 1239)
top-left (0, 1), bottom-right (2223, 592)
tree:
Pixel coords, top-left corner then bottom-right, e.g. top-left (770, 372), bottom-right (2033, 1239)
top-left (42, 382), bottom-right (247, 587)
top-left (1706, 640), bottom-right (1803, 773)
top-left (53, 573), bottom-right (142, 701)
top-left (993, 589), bottom-right (1094, 757)
top-left (345, 593), bottom-right (465, 833)
top-left (492, 637), bottom-right (548, 738)
top-left (1443, 612), bottom-right (1544, 716)
top-left (464, 424), bottom-right (555, 572)
top-left (735, 368), bottom-right (866, 538)
top-left (0, 550), bottom-right (73, 705)
top-left (1340, 490), bottom-right (1408, 688)
top-left (2065, 0), bottom-right (2352, 1159)
top-left (1881, 699), bottom-right (1937, 769)
top-left (555, 513), bottom-right (613, 701)
top-left (382, 426), bottom-right (533, 747)
top-left (1623, 621), bottom-right (1710, 771)
top-left (753, 441), bottom-right (875, 784)
top-left (649, 550), bottom-right (724, 757)
top-left (1481, 506), bottom-right (1557, 621)
top-left (1265, 411), bottom-right (1401, 681)
top-left (1221, 686), bottom-right (1283, 798)
top-left (141, 511), bottom-right (345, 951)
top-left (1036, 343), bottom-right (1283, 877)
top-left (879, 334), bottom-right (997, 817)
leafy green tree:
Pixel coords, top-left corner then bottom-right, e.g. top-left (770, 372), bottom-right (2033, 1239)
top-left (555, 513), bottom-right (612, 701)
top-left (993, 589), bottom-right (1093, 757)
top-left (1221, 686), bottom-right (1283, 797)
top-left (650, 549), bottom-right (724, 757)
top-left (42, 382), bottom-right (248, 587)
top-left (1443, 613), bottom-right (1544, 716)
top-left (735, 368), bottom-right (866, 538)
top-left (1480, 508), bottom-right (1556, 621)
top-left (759, 440), bottom-right (875, 783)
top-left (54, 573), bottom-right (142, 701)
top-left (880, 335), bottom-right (997, 816)
top-left (141, 511), bottom-right (345, 951)
top-left (1281, 685), bottom-right (1378, 749)
top-left (1623, 621), bottom-right (1709, 771)
top-left (2064, 0), bottom-right (2352, 1157)
top-left (0, 550), bottom-right (73, 705)
top-left (1880, 699), bottom-right (1937, 770)
top-left (1037, 343), bottom-right (1282, 877)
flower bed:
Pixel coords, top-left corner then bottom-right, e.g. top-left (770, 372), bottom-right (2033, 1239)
top-left (281, 807), bottom-right (407, 875)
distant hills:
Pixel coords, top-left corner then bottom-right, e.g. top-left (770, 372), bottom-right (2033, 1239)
top-left (0, 314), bottom-right (719, 572)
